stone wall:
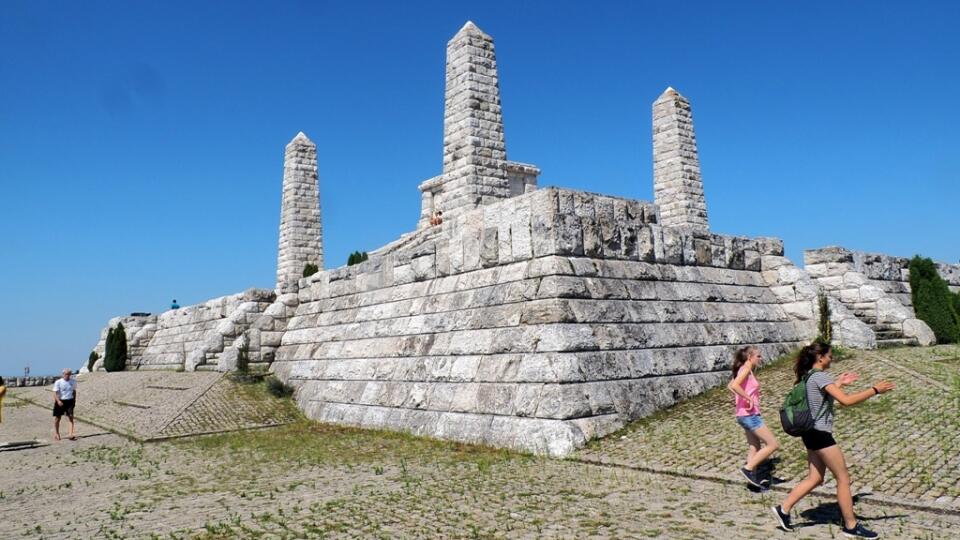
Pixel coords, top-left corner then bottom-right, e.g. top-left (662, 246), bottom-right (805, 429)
top-left (271, 188), bottom-right (812, 456)
top-left (804, 247), bottom-right (945, 346)
top-left (91, 314), bottom-right (158, 367)
top-left (759, 255), bottom-right (876, 349)
top-left (1, 376), bottom-right (59, 388)
top-left (91, 289), bottom-right (277, 372)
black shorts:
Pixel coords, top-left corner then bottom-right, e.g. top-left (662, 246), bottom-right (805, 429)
top-left (53, 399), bottom-right (75, 418)
top-left (801, 429), bottom-right (836, 451)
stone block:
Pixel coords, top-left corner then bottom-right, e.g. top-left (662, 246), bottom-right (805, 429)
top-left (839, 288), bottom-right (861, 304)
top-left (693, 238), bottom-right (712, 266)
top-left (903, 318), bottom-right (935, 346)
top-left (804, 246), bottom-right (853, 265)
top-left (637, 226), bottom-right (655, 262)
top-left (555, 214), bottom-right (584, 256)
top-left (743, 249), bottom-right (761, 271)
top-left (480, 227), bottom-right (499, 267)
top-left (661, 229), bottom-right (683, 264)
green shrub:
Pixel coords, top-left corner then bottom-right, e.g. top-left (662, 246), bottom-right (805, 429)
top-left (87, 351), bottom-right (99, 372)
top-left (302, 263), bottom-right (319, 278)
top-left (237, 340), bottom-right (250, 373)
top-left (816, 292), bottom-right (832, 344)
top-left (265, 376), bottom-right (294, 398)
top-left (347, 251), bottom-right (369, 266)
top-left (103, 323), bottom-right (129, 372)
top-left (909, 256), bottom-right (960, 344)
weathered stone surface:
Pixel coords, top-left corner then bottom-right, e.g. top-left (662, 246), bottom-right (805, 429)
top-left (652, 87), bottom-right (709, 231)
top-left (276, 132), bottom-right (322, 293)
top-left (804, 246), bottom-right (951, 345)
top-left (903, 318), bottom-right (936, 346)
top-left (94, 23), bottom-right (945, 460)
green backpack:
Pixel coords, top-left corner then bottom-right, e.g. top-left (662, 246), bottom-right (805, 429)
top-left (779, 369), bottom-right (828, 436)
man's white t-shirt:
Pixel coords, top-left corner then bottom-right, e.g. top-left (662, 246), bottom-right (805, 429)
top-left (53, 378), bottom-right (77, 400)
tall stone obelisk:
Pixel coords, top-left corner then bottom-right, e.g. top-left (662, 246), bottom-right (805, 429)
top-left (652, 87), bottom-right (709, 232)
top-left (440, 21), bottom-right (510, 220)
top-left (276, 131), bottom-right (322, 292)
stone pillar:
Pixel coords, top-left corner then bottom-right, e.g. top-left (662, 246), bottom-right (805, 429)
top-left (276, 132), bottom-right (322, 293)
top-left (440, 21), bottom-right (510, 220)
top-left (652, 87), bottom-right (709, 231)
top-left (418, 190), bottom-right (434, 229)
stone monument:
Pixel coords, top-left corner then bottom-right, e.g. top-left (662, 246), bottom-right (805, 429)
top-left (91, 21), bottom-right (953, 456)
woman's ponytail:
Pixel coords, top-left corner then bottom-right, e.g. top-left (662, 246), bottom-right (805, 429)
top-left (794, 341), bottom-right (831, 382)
top-left (730, 346), bottom-right (756, 379)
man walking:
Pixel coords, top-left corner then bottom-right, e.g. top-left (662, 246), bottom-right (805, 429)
top-left (53, 368), bottom-right (77, 441)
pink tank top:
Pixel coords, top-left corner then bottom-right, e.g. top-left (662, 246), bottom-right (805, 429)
top-left (734, 370), bottom-right (761, 416)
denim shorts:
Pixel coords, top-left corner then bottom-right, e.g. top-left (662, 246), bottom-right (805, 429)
top-left (736, 414), bottom-right (764, 432)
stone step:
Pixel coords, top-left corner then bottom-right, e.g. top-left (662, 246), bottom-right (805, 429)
top-left (875, 331), bottom-right (904, 340)
top-left (195, 364), bottom-right (219, 372)
top-left (877, 338), bottom-right (918, 349)
top-left (870, 323), bottom-right (903, 333)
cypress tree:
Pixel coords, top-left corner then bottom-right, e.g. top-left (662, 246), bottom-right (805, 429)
top-left (816, 293), bottom-right (832, 344)
top-left (909, 256), bottom-right (960, 344)
top-left (104, 322), bottom-right (129, 372)
top-left (87, 351), bottom-right (99, 372)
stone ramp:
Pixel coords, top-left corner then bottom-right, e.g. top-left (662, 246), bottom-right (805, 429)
top-left (10, 372), bottom-right (299, 441)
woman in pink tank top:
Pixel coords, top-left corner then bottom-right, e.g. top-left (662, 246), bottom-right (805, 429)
top-left (727, 346), bottom-right (780, 488)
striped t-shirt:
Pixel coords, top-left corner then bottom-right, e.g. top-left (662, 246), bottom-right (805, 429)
top-left (805, 370), bottom-right (835, 432)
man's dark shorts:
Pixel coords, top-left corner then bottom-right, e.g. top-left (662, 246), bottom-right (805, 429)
top-left (53, 399), bottom-right (75, 418)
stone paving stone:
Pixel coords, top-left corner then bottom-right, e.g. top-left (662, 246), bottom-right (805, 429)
top-left (577, 345), bottom-right (960, 510)
top-left (1, 412), bottom-right (957, 539)
top-left (8, 372), bottom-right (297, 441)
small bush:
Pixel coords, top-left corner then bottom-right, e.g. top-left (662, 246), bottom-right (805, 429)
top-left (909, 256), bottom-right (960, 344)
top-left (302, 263), bottom-right (319, 278)
top-left (265, 376), bottom-right (294, 398)
top-left (87, 351), bottom-right (99, 372)
top-left (347, 251), bottom-right (369, 266)
top-left (237, 340), bottom-right (250, 374)
top-left (816, 292), bottom-right (832, 344)
top-left (103, 323), bottom-right (128, 372)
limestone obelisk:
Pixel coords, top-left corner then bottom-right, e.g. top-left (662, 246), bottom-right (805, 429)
top-left (652, 87), bottom-right (709, 231)
top-left (440, 21), bottom-right (510, 220)
top-left (276, 131), bottom-right (322, 292)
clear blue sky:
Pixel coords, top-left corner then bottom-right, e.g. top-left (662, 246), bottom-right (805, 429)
top-left (1, 1), bottom-right (957, 376)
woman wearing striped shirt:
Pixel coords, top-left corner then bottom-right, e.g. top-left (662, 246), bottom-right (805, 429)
top-left (771, 342), bottom-right (894, 539)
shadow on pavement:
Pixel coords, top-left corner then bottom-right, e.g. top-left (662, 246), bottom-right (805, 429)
top-left (794, 494), bottom-right (907, 529)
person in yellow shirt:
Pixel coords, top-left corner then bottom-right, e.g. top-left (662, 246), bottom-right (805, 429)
top-left (0, 376), bottom-right (7, 423)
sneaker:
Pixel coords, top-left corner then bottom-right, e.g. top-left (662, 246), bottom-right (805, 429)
top-left (770, 505), bottom-right (792, 532)
top-left (842, 522), bottom-right (880, 538)
top-left (740, 467), bottom-right (764, 488)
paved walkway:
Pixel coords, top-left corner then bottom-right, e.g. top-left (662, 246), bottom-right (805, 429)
top-left (9, 372), bottom-right (299, 441)
top-left (577, 345), bottom-right (960, 511)
top-left (1, 348), bottom-right (958, 539)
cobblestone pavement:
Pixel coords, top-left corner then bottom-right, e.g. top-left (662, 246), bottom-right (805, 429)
top-left (9, 372), bottom-right (299, 441)
top-left (578, 345), bottom-right (960, 511)
top-left (2, 356), bottom-right (959, 539)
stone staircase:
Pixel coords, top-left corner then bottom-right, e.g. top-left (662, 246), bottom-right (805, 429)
top-left (195, 335), bottom-right (238, 371)
top-left (850, 303), bottom-right (918, 348)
